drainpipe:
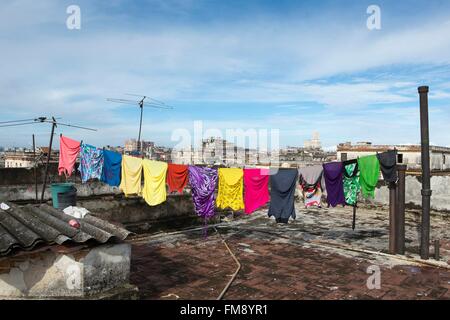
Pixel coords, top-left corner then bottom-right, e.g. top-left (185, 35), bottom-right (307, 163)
top-left (396, 164), bottom-right (407, 254)
top-left (418, 86), bottom-right (432, 260)
top-left (388, 181), bottom-right (397, 254)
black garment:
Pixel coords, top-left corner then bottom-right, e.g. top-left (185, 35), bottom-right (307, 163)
top-left (342, 159), bottom-right (359, 179)
top-left (268, 168), bottom-right (298, 222)
top-left (377, 150), bottom-right (398, 183)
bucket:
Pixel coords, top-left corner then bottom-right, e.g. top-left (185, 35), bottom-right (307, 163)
top-left (51, 183), bottom-right (76, 208)
top-left (57, 189), bottom-right (77, 209)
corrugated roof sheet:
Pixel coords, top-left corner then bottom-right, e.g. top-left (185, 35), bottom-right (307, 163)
top-left (0, 203), bottom-right (132, 256)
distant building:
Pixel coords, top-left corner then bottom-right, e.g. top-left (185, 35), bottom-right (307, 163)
top-left (171, 137), bottom-right (269, 166)
top-left (337, 142), bottom-right (450, 170)
top-left (304, 131), bottom-right (321, 150)
top-left (124, 139), bottom-right (154, 154)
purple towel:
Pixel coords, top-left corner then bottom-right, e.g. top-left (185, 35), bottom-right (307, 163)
top-left (323, 162), bottom-right (345, 207)
top-left (188, 166), bottom-right (218, 220)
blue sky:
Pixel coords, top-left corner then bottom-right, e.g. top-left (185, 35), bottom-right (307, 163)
top-left (1, 0), bottom-right (450, 150)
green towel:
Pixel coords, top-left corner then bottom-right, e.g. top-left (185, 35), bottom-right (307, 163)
top-left (357, 155), bottom-right (380, 198)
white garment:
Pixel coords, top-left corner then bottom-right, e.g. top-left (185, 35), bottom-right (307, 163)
top-left (63, 206), bottom-right (89, 219)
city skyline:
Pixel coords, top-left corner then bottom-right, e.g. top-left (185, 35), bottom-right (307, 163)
top-left (1, 1), bottom-right (450, 149)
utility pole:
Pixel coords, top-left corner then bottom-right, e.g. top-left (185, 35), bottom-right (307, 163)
top-left (32, 134), bottom-right (38, 202)
top-left (418, 86), bottom-right (432, 260)
top-left (40, 118), bottom-right (57, 203)
top-left (137, 97), bottom-right (145, 153)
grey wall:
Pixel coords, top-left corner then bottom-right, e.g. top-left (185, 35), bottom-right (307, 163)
top-left (374, 175), bottom-right (450, 212)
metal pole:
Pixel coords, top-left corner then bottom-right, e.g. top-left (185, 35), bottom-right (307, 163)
top-left (418, 86), bottom-right (432, 260)
top-left (33, 134), bottom-right (38, 202)
top-left (396, 164), bottom-right (407, 254)
top-left (40, 121), bottom-right (56, 203)
top-left (137, 100), bottom-right (144, 153)
top-left (388, 181), bottom-right (397, 254)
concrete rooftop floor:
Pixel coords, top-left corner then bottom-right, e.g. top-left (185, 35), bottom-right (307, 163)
top-left (128, 204), bottom-right (450, 300)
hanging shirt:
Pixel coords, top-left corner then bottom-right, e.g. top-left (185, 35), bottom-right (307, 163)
top-left (268, 168), bottom-right (298, 222)
top-left (78, 143), bottom-right (104, 183)
top-left (101, 150), bottom-right (122, 187)
top-left (323, 162), bottom-right (346, 207)
top-left (243, 168), bottom-right (270, 214)
top-left (188, 166), bottom-right (218, 220)
top-left (377, 150), bottom-right (398, 183)
top-left (142, 160), bottom-right (168, 206)
top-left (166, 163), bottom-right (189, 193)
top-left (216, 168), bottom-right (245, 211)
top-left (298, 165), bottom-right (324, 208)
top-left (343, 159), bottom-right (360, 206)
top-left (358, 155), bottom-right (380, 198)
top-left (58, 135), bottom-right (81, 178)
top-left (119, 155), bottom-right (143, 196)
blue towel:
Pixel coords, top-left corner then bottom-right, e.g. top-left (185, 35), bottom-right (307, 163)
top-left (101, 150), bottom-right (122, 187)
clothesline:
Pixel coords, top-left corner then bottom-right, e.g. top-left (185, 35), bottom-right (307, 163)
top-left (57, 134), bottom-right (397, 230)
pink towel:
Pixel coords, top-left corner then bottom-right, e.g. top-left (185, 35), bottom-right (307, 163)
top-left (243, 168), bottom-right (270, 214)
top-left (58, 135), bottom-right (81, 177)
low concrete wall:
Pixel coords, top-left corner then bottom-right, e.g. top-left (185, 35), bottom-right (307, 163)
top-left (374, 175), bottom-right (450, 212)
top-left (0, 243), bottom-right (132, 299)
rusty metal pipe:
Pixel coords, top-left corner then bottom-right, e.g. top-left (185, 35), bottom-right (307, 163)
top-left (418, 86), bottom-right (432, 260)
top-left (396, 164), bottom-right (407, 254)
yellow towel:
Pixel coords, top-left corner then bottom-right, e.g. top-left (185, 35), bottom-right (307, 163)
top-left (216, 168), bottom-right (244, 211)
top-left (142, 159), bottom-right (168, 206)
top-left (119, 155), bottom-right (143, 196)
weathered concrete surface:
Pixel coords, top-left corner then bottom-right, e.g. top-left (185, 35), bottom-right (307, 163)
top-left (129, 204), bottom-right (450, 300)
top-left (0, 243), bottom-right (132, 299)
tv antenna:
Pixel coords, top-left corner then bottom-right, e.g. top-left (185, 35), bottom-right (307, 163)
top-left (106, 94), bottom-right (173, 153)
top-left (0, 116), bottom-right (97, 202)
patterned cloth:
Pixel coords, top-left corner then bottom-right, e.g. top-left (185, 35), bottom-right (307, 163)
top-left (188, 166), bottom-right (218, 220)
top-left (298, 166), bottom-right (324, 208)
top-left (79, 143), bottom-right (104, 183)
top-left (343, 160), bottom-right (360, 206)
top-left (216, 168), bottom-right (244, 211)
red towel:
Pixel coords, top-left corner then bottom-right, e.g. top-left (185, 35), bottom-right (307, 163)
top-left (58, 135), bottom-right (81, 177)
top-left (166, 163), bottom-right (189, 193)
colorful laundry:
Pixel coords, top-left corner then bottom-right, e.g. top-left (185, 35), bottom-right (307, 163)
top-left (58, 135), bottom-right (81, 178)
top-left (377, 150), bottom-right (398, 183)
top-left (343, 159), bottom-right (360, 206)
top-left (322, 162), bottom-right (346, 207)
top-left (166, 163), bottom-right (189, 193)
top-left (243, 168), bottom-right (270, 214)
top-left (101, 150), bottom-right (122, 187)
top-left (188, 166), bottom-right (218, 220)
top-left (142, 160), bottom-right (168, 206)
top-left (298, 165), bottom-right (324, 208)
top-left (79, 143), bottom-right (104, 183)
top-left (119, 155), bottom-right (143, 196)
top-left (358, 155), bottom-right (380, 198)
top-left (268, 168), bottom-right (298, 223)
top-left (216, 168), bottom-right (245, 211)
